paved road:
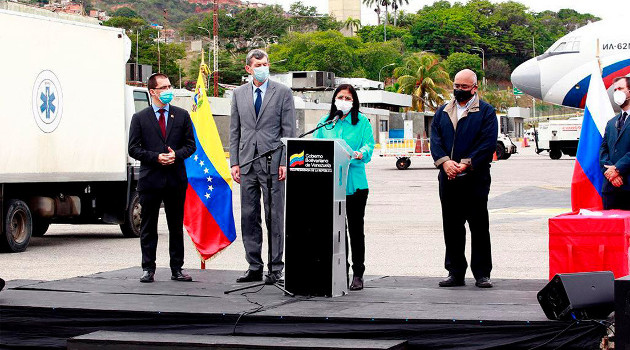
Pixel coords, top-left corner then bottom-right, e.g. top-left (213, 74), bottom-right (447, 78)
top-left (0, 144), bottom-right (574, 282)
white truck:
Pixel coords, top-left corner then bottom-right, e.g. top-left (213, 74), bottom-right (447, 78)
top-left (0, 9), bottom-right (151, 252)
top-left (534, 117), bottom-right (582, 159)
top-left (496, 115), bottom-right (518, 160)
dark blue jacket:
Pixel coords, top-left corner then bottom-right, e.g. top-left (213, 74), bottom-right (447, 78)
top-left (600, 111), bottom-right (630, 193)
top-left (430, 96), bottom-right (498, 196)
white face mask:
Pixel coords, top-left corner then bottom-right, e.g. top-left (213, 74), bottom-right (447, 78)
top-left (614, 90), bottom-right (628, 106)
top-left (335, 99), bottom-right (353, 115)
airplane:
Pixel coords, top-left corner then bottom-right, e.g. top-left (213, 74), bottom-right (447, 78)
top-left (511, 20), bottom-right (630, 111)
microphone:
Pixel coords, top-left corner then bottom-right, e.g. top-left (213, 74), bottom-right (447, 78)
top-left (331, 110), bottom-right (344, 125)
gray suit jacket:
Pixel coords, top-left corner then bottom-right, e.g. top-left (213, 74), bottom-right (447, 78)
top-left (229, 80), bottom-right (296, 174)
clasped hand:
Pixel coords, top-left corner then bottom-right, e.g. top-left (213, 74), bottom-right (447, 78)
top-left (158, 147), bottom-right (176, 165)
top-left (604, 165), bottom-right (624, 187)
top-left (443, 160), bottom-right (469, 180)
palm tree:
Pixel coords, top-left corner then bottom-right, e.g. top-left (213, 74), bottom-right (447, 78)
top-left (390, 0), bottom-right (409, 26)
top-left (344, 17), bottom-right (361, 36)
top-left (362, 0), bottom-right (381, 25)
top-left (393, 52), bottom-right (452, 112)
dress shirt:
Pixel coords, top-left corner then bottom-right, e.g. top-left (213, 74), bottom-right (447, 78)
top-left (252, 79), bottom-right (269, 105)
top-left (152, 103), bottom-right (170, 128)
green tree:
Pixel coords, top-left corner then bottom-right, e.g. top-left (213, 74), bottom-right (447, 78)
top-left (111, 7), bottom-right (141, 18)
top-left (344, 17), bottom-right (361, 36)
top-left (485, 58), bottom-right (511, 82)
top-left (102, 17), bottom-right (147, 31)
top-left (269, 31), bottom-right (362, 77)
top-left (362, 0), bottom-right (382, 25)
top-left (444, 52), bottom-right (483, 80)
top-left (188, 51), bottom-right (246, 88)
top-left (480, 88), bottom-right (513, 112)
top-left (393, 52), bottom-right (452, 112)
top-left (358, 40), bottom-right (404, 81)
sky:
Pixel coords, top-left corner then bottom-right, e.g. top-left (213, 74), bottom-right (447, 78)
top-left (254, 0), bottom-right (627, 25)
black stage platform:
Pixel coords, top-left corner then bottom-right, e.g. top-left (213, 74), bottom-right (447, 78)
top-left (0, 268), bottom-right (607, 349)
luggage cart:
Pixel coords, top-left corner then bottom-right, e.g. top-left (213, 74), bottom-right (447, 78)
top-left (380, 138), bottom-right (431, 170)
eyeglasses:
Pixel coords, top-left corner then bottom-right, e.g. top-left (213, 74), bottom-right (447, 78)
top-left (154, 85), bottom-right (172, 90)
top-left (453, 84), bottom-right (476, 90)
top-left (336, 96), bottom-right (353, 101)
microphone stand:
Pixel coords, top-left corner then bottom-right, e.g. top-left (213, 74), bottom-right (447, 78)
top-left (225, 143), bottom-right (294, 297)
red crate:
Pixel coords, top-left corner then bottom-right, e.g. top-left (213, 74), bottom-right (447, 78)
top-left (548, 210), bottom-right (630, 280)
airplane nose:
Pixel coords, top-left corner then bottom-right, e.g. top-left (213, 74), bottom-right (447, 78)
top-left (511, 58), bottom-right (542, 99)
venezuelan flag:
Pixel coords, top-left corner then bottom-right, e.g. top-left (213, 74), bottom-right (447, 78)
top-left (289, 151), bottom-right (305, 167)
top-left (184, 63), bottom-right (236, 261)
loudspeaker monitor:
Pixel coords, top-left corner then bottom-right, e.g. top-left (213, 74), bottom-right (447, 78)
top-left (615, 275), bottom-right (630, 350)
top-left (537, 271), bottom-right (614, 321)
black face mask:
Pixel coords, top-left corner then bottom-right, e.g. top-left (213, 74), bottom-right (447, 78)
top-left (453, 89), bottom-right (473, 103)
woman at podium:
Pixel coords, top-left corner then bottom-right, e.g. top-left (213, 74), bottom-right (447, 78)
top-left (313, 84), bottom-right (375, 291)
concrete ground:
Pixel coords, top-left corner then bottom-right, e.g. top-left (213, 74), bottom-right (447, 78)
top-left (0, 144), bottom-right (573, 282)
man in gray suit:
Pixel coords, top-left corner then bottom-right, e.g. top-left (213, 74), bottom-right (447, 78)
top-left (230, 49), bottom-right (296, 283)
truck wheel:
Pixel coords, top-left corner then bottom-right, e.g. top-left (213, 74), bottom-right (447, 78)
top-left (495, 143), bottom-right (506, 160)
top-left (549, 149), bottom-right (562, 160)
top-left (1, 199), bottom-right (33, 253)
top-left (31, 219), bottom-right (50, 237)
top-left (396, 157), bottom-right (410, 170)
top-left (120, 191), bottom-right (141, 238)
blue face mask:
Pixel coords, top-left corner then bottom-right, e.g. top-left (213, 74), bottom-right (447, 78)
top-left (158, 90), bottom-right (173, 104)
top-left (253, 66), bottom-right (269, 83)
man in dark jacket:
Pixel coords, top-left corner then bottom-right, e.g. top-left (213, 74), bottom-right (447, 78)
top-left (600, 76), bottom-right (630, 209)
top-left (430, 69), bottom-right (498, 288)
top-left (128, 73), bottom-right (196, 283)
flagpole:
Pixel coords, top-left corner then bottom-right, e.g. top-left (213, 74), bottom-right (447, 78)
top-left (596, 39), bottom-right (602, 73)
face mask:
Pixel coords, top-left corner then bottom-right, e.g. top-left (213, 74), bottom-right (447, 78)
top-left (252, 66), bottom-right (269, 82)
top-left (614, 90), bottom-right (628, 106)
top-left (453, 89), bottom-right (473, 103)
top-left (335, 99), bottom-right (353, 115)
top-left (158, 90), bottom-right (173, 104)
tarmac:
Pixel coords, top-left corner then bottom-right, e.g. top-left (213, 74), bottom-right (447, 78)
top-left (0, 144), bottom-right (573, 282)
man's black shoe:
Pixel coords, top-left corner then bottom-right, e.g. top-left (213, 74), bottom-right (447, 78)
top-left (140, 270), bottom-right (155, 283)
top-left (438, 275), bottom-right (465, 287)
top-left (236, 269), bottom-right (263, 283)
top-left (475, 277), bottom-right (493, 288)
top-left (264, 271), bottom-right (283, 285)
top-left (349, 276), bottom-right (364, 290)
top-left (171, 270), bottom-right (193, 282)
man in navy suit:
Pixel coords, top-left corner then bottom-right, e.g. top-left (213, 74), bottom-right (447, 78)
top-left (600, 76), bottom-right (630, 210)
top-left (129, 73), bottom-right (196, 283)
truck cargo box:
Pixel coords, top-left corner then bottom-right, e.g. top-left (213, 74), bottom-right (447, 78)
top-left (0, 9), bottom-right (131, 183)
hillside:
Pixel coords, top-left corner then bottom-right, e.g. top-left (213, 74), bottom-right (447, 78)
top-left (91, 0), bottom-right (214, 26)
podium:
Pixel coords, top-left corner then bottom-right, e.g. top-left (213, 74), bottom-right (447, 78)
top-left (282, 138), bottom-right (352, 297)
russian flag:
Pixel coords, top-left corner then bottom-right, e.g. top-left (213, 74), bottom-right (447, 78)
top-left (183, 63), bottom-right (236, 261)
top-left (571, 61), bottom-right (615, 211)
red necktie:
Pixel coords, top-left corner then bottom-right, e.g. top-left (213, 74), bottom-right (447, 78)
top-left (158, 109), bottom-right (166, 138)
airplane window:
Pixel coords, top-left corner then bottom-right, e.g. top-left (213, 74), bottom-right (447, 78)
top-left (554, 42), bottom-right (567, 52)
top-left (572, 41), bottom-right (580, 51)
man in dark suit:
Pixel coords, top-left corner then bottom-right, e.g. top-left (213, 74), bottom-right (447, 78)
top-left (600, 76), bottom-right (630, 209)
top-left (129, 73), bottom-right (196, 283)
top-left (229, 49), bottom-right (296, 284)
top-left (430, 69), bottom-right (498, 289)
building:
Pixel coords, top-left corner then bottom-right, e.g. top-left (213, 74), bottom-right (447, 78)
top-left (329, 0), bottom-right (360, 36)
top-left (328, 0), bottom-right (360, 22)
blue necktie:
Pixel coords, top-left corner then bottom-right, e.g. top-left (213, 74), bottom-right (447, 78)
top-left (254, 88), bottom-right (262, 118)
top-left (619, 112), bottom-right (628, 131)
